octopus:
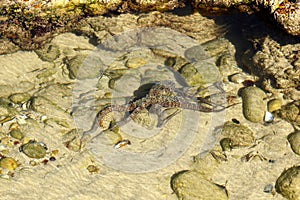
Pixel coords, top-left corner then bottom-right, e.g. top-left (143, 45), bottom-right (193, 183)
top-left (80, 81), bottom-right (233, 145)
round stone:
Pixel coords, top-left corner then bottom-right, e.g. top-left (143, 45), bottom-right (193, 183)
top-left (20, 140), bottom-right (47, 159)
top-left (0, 157), bottom-right (18, 171)
top-left (241, 86), bottom-right (267, 123)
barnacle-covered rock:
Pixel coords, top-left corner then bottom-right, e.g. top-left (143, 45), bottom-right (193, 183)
top-left (252, 37), bottom-right (300, 100)
top-left (240, 86), bottom-right (267, 123)
top-left (171, 170), bottom-right (229, 200)
top-left (277, 101), bottom-right (300, 124)
top-left (0, 0), bottom-right (187, 53)
top-left (273, 2), bottom-right (300, 36)
top-left (276, 166), bottom-right (300, 200)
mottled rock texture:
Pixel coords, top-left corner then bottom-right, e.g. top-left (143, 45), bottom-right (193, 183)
top-left (0, 0), bottom-right (299, 55)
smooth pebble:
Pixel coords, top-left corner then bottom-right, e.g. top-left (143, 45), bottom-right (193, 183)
top-left (241, 86), bottom-right (266, 123)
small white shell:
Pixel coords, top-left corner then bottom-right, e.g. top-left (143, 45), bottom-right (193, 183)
top-left (15, 114), bottom-right (28, 124)
top-left (114, 139), bottom-right (131, 149)
top-left (21, 102), bottom-right (28, 110)
top-left (264, 111), bottom-right (274, 123)
top-left (40, 115), bottom-right (48, 122)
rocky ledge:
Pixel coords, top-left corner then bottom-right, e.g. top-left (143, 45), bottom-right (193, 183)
top-left (0, 0), bottom-right (299, 54)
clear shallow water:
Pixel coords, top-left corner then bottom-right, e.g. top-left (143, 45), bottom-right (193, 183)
top-left (0, 11), bottom-right (298, 200)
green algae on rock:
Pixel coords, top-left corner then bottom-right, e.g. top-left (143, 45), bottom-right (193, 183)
top-left (220, 138), bottom-right (232, 151)
top-left (240, 86), bottom-right (267, 123)
top-left (171, 170), bottom-right (229, 200)
top-left (36, 67), bottom-right (58, 79)
top-left (20, 140), bottom-right (47, 159)
top-left (276, 166), bottom-right (300, 200)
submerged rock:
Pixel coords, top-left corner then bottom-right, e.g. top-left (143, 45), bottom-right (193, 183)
top-left (29, 96), bottom-right (70, 119)
top-left (8, 93), bottom-right (31, 104)
top-left (267, 99), bottom-right (282, 113)
top-left (240, 86), bottom-right (267, 123)
top-left (276, 166), bottom-right (300, 200)
top-left (20, 140), bottom-right (47, 159)
top-left (220, 121), bottom-right (255, 149)
top-left (34, 44), bottom-right (60, 62)
top-left (252, 37), bottom-right (300, 100)
top-left (9, 129), bottom-right (25, 140)
top-left (65, 54), bottom-right (102, 80)
top-left (0, 98), bottom-right (19, 119)
top-left (63, 129), bottom-right (81, 152)
top-left (171, 170), bottom-right (228, 200)
top-left (288, 131), bottom-right (300, 155)
top-left (277, 101), bottom-right (300, 124)
top-left (0, 157), bottom-right (18, 171)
